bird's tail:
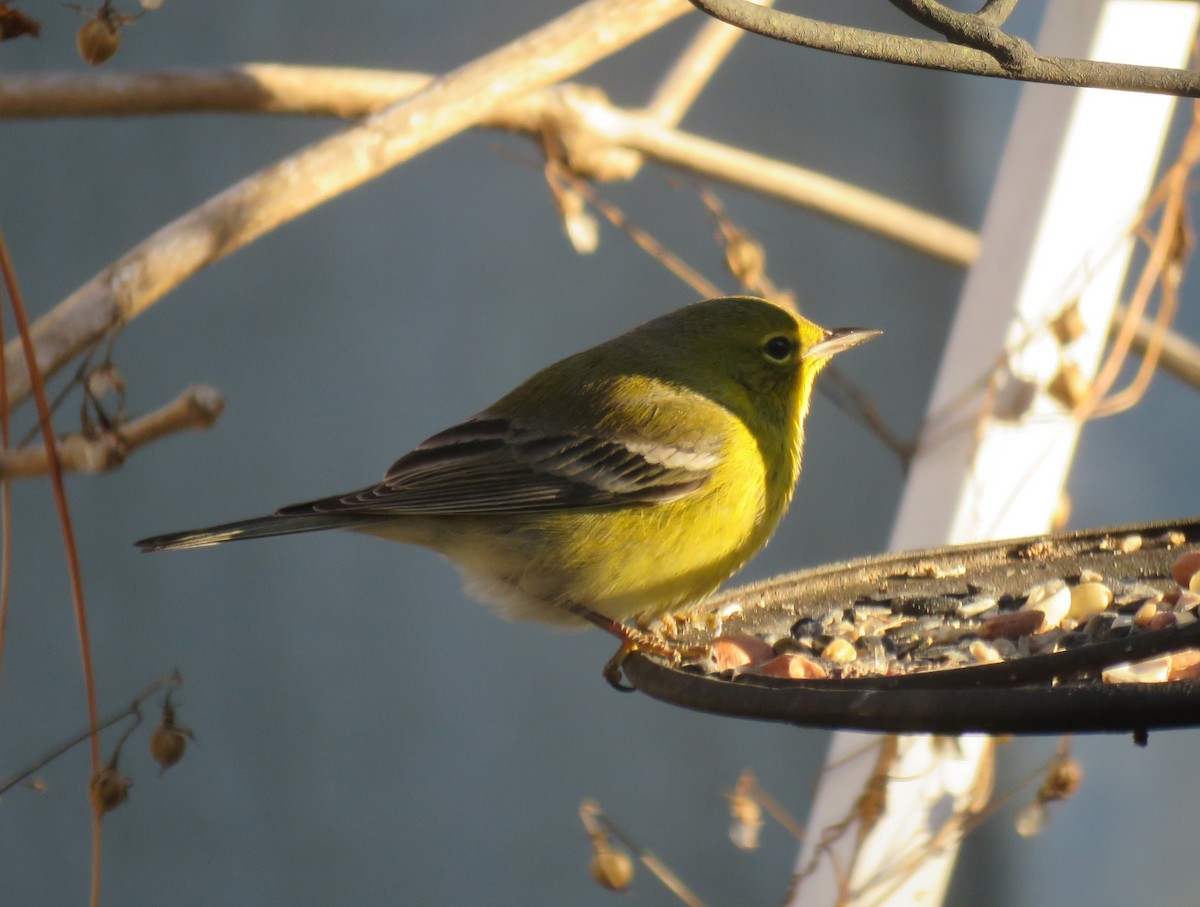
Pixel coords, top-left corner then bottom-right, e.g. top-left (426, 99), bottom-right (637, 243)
top-left (136, 512), bottom-right (347, 552)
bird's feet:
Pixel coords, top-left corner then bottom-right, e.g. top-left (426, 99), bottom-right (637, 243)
top-left (562, 602), bottom-right (705, 691)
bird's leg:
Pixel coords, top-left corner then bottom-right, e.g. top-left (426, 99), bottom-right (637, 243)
top-left (563, 602), bottom-right (687, 691)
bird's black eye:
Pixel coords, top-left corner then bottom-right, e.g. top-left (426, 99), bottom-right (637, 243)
top-left (762, 334), bottom-right (795, 363)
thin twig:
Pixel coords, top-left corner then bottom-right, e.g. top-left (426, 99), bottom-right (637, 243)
top-left (549, 95), bottom-right (982, 266)
top-left (0, 65), bottom-right (433, 118)
top-left (687, 0), bottom-right (1200, 97)
top-left (644, 0), bottom-right (774, 126)
top-left (887, 0), bottom-right (1035, 70)
top-left (821, 366), bottom-right (916, 467)
top-left (581, 800), bottom-right (707, 907)
top-left (0, 66), bottom-right (981, 266)
top-left (1076, 108), bottom-right (1200, 420)
top-left (0, 385), bottom-right (223, 479)
top-left (6, 66), bottom-right (1200, 397)
top-left (0, 0), bottom-right (691, 410)
top-left (0, 81), bottom-right (972, 414)
top-left (0, 234), bottom-right (9, 682)
top-left (1095, 234), bottom-right (1185, 417)
top-left (14, 335), bottom-right (110, 450)
top-left (0, 227), bottom-right (104, 906)
top-left (1115, 301), bottom-right (1200, 389)
top-left (743, 773), bottom-right (806, 843)
top-left (546, 162), bottom-right (722, 296)
top-left (976, 0), bottom-right (1020, 27)
top-left (0, 670), bottom-right (181, 796)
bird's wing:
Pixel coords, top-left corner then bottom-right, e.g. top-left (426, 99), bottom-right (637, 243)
top-left (277, 416), bottom-right (719, 517)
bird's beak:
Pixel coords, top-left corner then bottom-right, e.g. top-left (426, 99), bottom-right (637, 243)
top-left (804, 327), bottom-right (882, 361)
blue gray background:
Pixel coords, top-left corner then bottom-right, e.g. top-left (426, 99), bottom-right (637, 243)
top-left (1, 2), bottom-right (1198, 904)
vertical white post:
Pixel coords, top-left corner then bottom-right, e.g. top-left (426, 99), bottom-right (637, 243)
top-left (789, 3), bottom-right (1199, 905)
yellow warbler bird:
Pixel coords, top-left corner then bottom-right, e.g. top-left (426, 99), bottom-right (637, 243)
top-left (138, 296), bottom-right (877, 676)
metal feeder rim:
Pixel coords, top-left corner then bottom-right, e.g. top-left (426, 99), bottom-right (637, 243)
top-left (623, 654), bottom-right (1200, 735)
top-left (620, 514), bottom-right (1200, 735)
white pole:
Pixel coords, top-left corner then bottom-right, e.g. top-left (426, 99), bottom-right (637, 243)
top-left (789, 3), bottom-right (1200, 904)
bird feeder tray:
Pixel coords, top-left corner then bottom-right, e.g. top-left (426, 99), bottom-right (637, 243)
top-left (622, 517), bottom-right (1200, 736)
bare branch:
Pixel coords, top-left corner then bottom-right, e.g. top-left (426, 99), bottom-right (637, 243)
top-left (1116, 302), bottom-right (1200, 390)
top-left (0, 68), bottom-right (977, 262)
top-left (687, 0), bottom-right (1200, 97)
top-left (0, 670), bottom-right (181, 797)
top-left (0, 385), bottom-right (223, 479)
top-left (1, 0), bottom-right (692, 409)
top-left (6, 62), bottom-right (1200, 399)
top-left (887, 0), bottom-right (1034, 70)
top-left (644, 0), bottom-right (774, 126)
top-left (0, 65), bottom-right (969, 415)
top-left (577, 100), bottom-right (980, 265)
top-left (0, 65), bottom-right (432, 118)
top-left (976, 0), bottom-right (1020, 27)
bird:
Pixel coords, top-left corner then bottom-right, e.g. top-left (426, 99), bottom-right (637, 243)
top-left (137, 296), bottom-right (878, 683)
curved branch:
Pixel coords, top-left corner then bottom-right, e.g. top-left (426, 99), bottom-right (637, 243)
top-left (887, 0), bottom-right (1035, 70)
top-left (976, 0), bottom-right (1020, 27)
top-left (688, 0), bottom-right (1200, 97)
top-left (1115, 303), bottom-right (1200, 390)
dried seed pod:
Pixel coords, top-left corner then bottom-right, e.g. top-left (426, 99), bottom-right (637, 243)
top-left (150, 697), bottom-right (194, 771)
top-left (88, 764), bottom-right (132, 814)
top-left (589, 844), bottom-right (633, 891)
top-left (0, 4), bottom-right (40, 40)
top-left (728, 818), bottom-right (762, 851)
top-left (150, 723), bottom-right (192, 770)
top-left (86, 361), bottom-right (125, 400)
top-left (77, 13), bottom-right (122, 64)
top-left (727, 771), bottom-right (764, 850)
top-left (1038, 752), bottom-right (1083, 803)
top-left (1014, 801), bottom-right (1046, 837)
